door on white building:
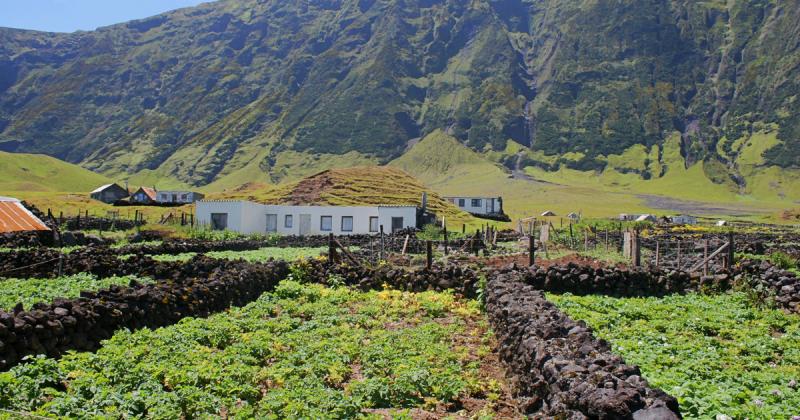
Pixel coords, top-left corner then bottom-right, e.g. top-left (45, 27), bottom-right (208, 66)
top-left (299, 214), bottom-right (311, 235)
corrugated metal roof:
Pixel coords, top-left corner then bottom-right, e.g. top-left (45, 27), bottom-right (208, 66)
top-left (0, 200), bottom-right (50, 233)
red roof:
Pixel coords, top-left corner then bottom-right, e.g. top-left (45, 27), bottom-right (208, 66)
top-left (0, 198), bottom-right (50, 233)
top-left (134, 187), bottom-right (157, 201)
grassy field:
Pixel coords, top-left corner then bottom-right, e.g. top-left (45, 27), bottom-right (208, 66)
top-left (390, 131), bottom-right (798, 224)
top-left (0, 281), bottom-right (509, 419)
top-left (0, 274), bottom-right (152, 311)
top-left (548, 292), bottom-right (800, 419)
top-left (0, 151), bottom-right (109, 192)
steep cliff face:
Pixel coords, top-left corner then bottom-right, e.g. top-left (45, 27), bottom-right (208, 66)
top-left (0, 0), bottom-right (797, 186)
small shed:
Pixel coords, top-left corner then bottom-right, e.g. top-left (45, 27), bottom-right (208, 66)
top-left (541, 210), bottom-right (556, 217)
top-left (716, 220), bottom-right (728, 227)
top-left (671, 214), bottom-right (697, 225)
top-left (90, 183), bottom-right (129, 204)
top-left (567, 212), bottom-right (581, 221)
top-left (131, 187), bottom-right (157, 204)
top-left (0, 197), bottom-right (50, 233)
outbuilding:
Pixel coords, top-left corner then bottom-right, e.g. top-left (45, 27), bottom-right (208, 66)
top-left (444, 196), bottom-right (504, 217)
top-left (670, 214), bottom-right (697, 225)
top-left (156, 191), bottom-right (205, 204)
top-left (0, 197), bottom-right (50, 234)
top-left (195, 200), bottom-right (420, 235)
top-left (130, 187), bottom-right (157, 204)
top-left (90, 184), bottom-right (129, 204)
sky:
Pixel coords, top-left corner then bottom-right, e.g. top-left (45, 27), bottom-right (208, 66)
top-left (0, 0), bottom-right (212, 33)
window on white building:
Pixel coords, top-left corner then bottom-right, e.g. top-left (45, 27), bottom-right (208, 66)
top-left (369, 216), bottom-right (379, 233)
top-left (266, 214), bottom-right (278, 232)
top-left (391, 217), bottom-right (404, 233)
top-left (341, 216), bottom-right (353, 232)
top-left (458, 199), bottom-right (465, 207)
top-left (210, 213), bottom-right (228, 231)
top-left (285, 214), bottom-right (293, 228)
top-left (471, 199), bottom-right (482, 207)
top-left (321, 216), bottom-right (333, 231)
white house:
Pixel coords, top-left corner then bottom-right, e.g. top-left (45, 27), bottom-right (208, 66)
top-left (157, 191), bottom-right (205, 204)
top-left (670, 214), bottom-right (697, 225)
top-left (195, 200), bottom-right (419, 235)
top-left (444, 196), bottom-right (503, 216)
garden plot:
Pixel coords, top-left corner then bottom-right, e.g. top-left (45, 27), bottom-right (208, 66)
top-left (548, 292), bottom-right (800, 419)
top-left (0, 274), bottom-right (152, 311)
top-left (147, 247), bottom-right (328, 262)
top-left (0, 281), bottom-right (519, 419)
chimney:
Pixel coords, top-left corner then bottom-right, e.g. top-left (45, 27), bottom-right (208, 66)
top-left (421, 192), bottom-right (428, 212)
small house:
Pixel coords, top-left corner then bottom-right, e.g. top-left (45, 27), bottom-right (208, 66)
top-left (567, 212), bottom-right (581, 221)
top-left (156, 191), bottom-right (205, 204)
top-left (130, 187), bottom-right (157, 204)
top-left (195, 200), bottom-right (421, 235)
top-left (444, 196), bottom-right (504, 217)
top-left (0, 197), bottom-right (50, 233)
top-left (541, 210), bottom-right (556, 217)
top-left (716, 220), bottom-right (728, 227)
top-left (671, 214), bottom-right (697, 225)
top-left (90, 184), bottom-right (129, 204)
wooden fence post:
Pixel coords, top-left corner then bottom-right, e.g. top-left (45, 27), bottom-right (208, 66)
top-left (677, 241), bottom-right (682, 270)
top-left (703, 238), bottom-right (709, 276)
top-left (633, 229), bottom-right (641, 267)
top-left (605, 229), bottom-right (609, 252)
top-left (655, 241), bottom-right (660, 268)
top-left (727, 231), bottom-right (735, 270)
top-left (444, 225), bottom-right (449, 256)
top-left (328, 233), bottom-right (336, 263)
top-left (529, 235), bottom-right (535, 267)
top-left (379, 225), bottom-right (385, 261)
top-left (426, 240), bottom-right (433, 269)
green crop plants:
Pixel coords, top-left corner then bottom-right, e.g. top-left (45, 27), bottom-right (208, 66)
top-left (547, 292), bottom-right (800, 419)
top-left (149, 247), bottom-right (328, 263)
top-left (0, 274), bottom-right (153, 311)
top-left (0, 281), bottom-right (502, 418)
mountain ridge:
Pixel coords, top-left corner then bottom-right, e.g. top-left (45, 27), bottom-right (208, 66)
top-left (0, 0), bottom-right (798, 191)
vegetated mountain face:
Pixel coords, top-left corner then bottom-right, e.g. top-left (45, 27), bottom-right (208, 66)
top-left (0, 0), bottom-right (798, 188)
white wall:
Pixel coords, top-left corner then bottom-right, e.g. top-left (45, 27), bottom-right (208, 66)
top-left (195, 201), bottom-right (418, 235)
top-left (446, 197), bottom-right (499, 215)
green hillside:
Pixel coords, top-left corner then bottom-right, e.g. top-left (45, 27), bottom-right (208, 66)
top-left (0, 0), bottom-right (798, 190)
top-left (391, 131), bottom-right (796, 223)
top-left (0, 151), bottom-right (109, 192)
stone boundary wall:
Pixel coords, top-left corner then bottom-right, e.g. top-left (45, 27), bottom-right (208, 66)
top-left (486, 270), bottom-right (681, 419)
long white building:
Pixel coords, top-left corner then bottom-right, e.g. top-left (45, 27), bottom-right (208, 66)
top-left (195, 200), bottom-right (419, 235)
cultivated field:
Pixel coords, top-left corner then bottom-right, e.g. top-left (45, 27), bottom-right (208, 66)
top-left (1, 219), bottom-right (800, 419)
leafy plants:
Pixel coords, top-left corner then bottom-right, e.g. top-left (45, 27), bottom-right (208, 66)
top-left (0, 281), bottom-right (501, 418)
top-left (0, 274), bottom-right (152, 311)
top-left (548, 292), bottom-right (800, 419)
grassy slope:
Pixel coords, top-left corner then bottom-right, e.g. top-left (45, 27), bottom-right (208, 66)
top-left (390, 131), bottom-right (798, 223)
top-left (0, 151), bottom-right (110, 192)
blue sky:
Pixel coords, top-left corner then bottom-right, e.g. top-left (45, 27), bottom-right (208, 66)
top-left (0, 0), bottom-right (212, 33)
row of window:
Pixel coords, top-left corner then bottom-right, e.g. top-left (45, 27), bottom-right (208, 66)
top-left (209, 213), bottom-right (405, 233)
top-left (265, 215), bottom-right (385, 232)
top-left (455, 199), bottom-right (484, 207)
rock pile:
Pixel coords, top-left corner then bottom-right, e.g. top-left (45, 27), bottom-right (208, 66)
top-left (738, 259), bottom-right (800, 313)
top-left (486, 270), bottom-right (681, 419)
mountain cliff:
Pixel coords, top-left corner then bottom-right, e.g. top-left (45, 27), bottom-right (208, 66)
top-left (0, 0), bottom-right (798, 188)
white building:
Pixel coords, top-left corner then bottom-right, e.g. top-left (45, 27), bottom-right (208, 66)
top-left (157, 191), bottom-right (205, 204)
top-left (670, 214), bottom-right (697, 225)
top-left (195, 200), bottom-right (419, 235)
top-left (444, 196), bottom-right (503, 216)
